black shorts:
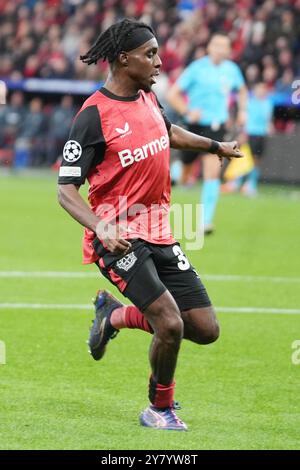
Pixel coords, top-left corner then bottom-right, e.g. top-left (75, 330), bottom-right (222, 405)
top-left (181, 123), bottom-right (226, 165)
top-left (93, 238), bottom-right (211, 312)
top-left (248, 135), bottom-right (266, 158)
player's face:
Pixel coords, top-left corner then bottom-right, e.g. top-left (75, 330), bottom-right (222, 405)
top-left (126, 38), bottom-right (162, 92)
top-left (207, 35), bottom-right (231, 63)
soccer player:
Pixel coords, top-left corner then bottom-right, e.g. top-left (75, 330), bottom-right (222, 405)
top-left (167, 33), bottom-right (247, 234)
top-left (58, 19), bottom-right (243, 431)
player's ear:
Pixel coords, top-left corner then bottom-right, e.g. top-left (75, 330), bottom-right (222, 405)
top-left (119, 51), bottom-right (129, 67)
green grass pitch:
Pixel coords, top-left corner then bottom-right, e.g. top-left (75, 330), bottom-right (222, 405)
top-left (0, 173), bottom-right (299, 450)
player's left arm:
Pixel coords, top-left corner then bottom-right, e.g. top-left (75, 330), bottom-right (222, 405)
top-left (153, 92), bottom-right (243, 159)
top-left (168, 124), bottom-right (243, 160)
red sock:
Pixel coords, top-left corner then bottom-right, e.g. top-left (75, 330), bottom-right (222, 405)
top-left (125, 306), bottom-right (153, 333)
top-left (110, 305), bottom-right (153, 333)
top-left (149, 376), bottom-right (175, 408)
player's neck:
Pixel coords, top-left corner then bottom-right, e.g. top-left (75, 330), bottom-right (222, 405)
top-left (104, 76), bottom-right (140, 98)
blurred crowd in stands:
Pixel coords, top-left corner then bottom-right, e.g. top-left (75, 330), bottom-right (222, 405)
top-left (0, 91), bottom-right (75, 166)
top-left (0, 0), bottom-right (300, 167)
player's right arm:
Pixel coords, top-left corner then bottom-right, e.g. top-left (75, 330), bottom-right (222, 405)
top-left (168, 124), bottom-right (243, 160)
top-left (57, 183), bottom-right (98, 232)
top-left (58, 184), bottom-right (131, 254)
top-left (57, 105), bottom-right (131, 254)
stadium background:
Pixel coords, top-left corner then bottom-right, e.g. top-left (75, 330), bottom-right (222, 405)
top-left (0, 0), bottom-right (300, 450)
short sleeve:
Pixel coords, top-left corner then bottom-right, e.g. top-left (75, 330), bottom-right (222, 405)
top-left (154, 96), bottom-right (172, 130)
top-left (58, 105), bottom-right (105, 185)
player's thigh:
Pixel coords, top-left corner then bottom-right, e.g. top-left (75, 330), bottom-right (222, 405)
top-left (181, 306), bottom-right (220, 344)
top-left (152, 243), bottom-right (212, 313)
top-left (120, 257), bottom-right (182, 333)
top-left (95, 245), bottom-right (166, 313)
top-left (122, 256), bottom-right (168, 312)
top-left (149, 243), bottom-right (218, 343)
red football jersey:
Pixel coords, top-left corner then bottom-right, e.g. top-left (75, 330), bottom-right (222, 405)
top-left (58, 87), bottom-right (175, 264)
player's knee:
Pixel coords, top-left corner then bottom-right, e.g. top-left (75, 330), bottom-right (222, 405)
top-left (200, 320), bottom-right (220, 344)
top-left (162, 314), bottom-right (184, 344)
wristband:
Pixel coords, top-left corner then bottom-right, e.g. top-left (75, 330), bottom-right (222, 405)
top-left (209, 140), bottom-right (220, 154)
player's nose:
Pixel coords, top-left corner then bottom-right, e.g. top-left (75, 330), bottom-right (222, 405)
top-left (154, 54), bottom-right (162, 68)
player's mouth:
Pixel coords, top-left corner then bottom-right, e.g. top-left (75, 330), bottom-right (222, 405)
top-left (150, 71), bottom-right (160, 84)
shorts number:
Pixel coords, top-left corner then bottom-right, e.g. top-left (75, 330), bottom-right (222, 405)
top-left (173, 245), bottom-right (190, 271)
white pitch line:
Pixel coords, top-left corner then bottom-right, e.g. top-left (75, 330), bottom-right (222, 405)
top-left (0, 303), bottom-right (90, 309)
top-left (217, 307), bottom-right (300, 315)
top-left (0, 271), bottom-right (98, 278)
top-left (0, 303), bottom-right (299, 315)
top-left (203, 274), bottom-right (300, 284)
top-left (0, 271), bottom-right (300, 284)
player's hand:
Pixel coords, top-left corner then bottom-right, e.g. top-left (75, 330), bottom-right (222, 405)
top-left (96, 222), bottom-right (132, 255)
top-left (217, 141), bottom-right (244, 162)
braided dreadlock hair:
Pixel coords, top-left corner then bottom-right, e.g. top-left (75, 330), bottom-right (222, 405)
top-left (80, 18), bottom-right (155, 65)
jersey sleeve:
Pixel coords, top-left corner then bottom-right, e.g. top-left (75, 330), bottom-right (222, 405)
top-left (154, 95), bottom-right (172, 131)
top-left (58, 105), bottom-right (105, 185)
